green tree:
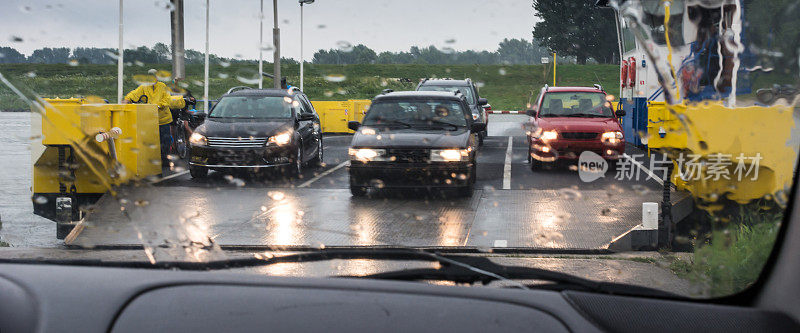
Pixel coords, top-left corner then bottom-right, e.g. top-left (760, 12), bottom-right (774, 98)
top-left (0, 46), bottom-right (27, 63)
top-left (532, 0), bottom-right (618, 64)
top-left (28, 47), bottom-right (71, 64)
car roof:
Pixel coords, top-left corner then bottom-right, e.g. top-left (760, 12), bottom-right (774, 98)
top-left (419, 79), bottom-right (471, 86)
top-left (222, 88), bottom-right (297, 98)
top-left (544, 86), bottom-right (605, 93)
top-left (374, 91), bottom-right (466, 101)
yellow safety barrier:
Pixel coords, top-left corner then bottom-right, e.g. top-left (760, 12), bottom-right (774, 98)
top-left (34, 98), bottom-right (162, 197)
top-left (647, 101), bottom-right (797, 206)
top-left (311, 99), bottom-right (372, 133)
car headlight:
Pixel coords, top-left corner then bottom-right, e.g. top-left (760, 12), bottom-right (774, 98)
top-left (472, 114), bottom-right (479, 121)
top-left (601, 131), bottom-right (623, 144)
top-left (268, 132), bottom-right (292, 146)
top-left (430, 148), bottom-right (470, 162)
top-left (540, 130), bottom-right (558, 141)
top-left (349, 148), bottom-right (388, 162)
top-left (189, 132), bottom-right (207, 146)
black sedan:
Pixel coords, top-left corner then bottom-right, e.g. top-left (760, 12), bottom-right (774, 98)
top-left (187, 88), bottom-right (323, 178)
top-left (347, 91), bottom-right (485, 196)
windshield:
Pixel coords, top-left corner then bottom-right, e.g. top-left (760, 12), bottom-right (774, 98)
top-left (208, 96), bottom-right (292, 119)
top-left (362, 99), bottom-right (468, 128)
top-left (418, 85), bottom-right (476, 104)
top-left (539, 92), bottom-right (614, 117)
top-left (0, 0), bottom-right (798, 301)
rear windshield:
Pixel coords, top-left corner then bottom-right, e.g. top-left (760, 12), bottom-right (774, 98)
top-left (418, 85), bottom-right (476, 104)
top-left (363, 99), bottom-right (468, 128)
top-left (209, 96), bottom-right (292, 119)
top-left (540, 92), bottom-right (613, 117)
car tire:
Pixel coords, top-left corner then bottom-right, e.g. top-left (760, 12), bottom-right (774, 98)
top-left (478, 132), bottom-right (485, 146)
top-left (350, 185), bottom-right (367, 197)
top-left (190, 165), bottom-right (208, 178)
top-left (309, 137), bottom-right (323, 167)
top-left (458, 166), bottom-right (477, 197)
top-left (287, 144), bottom-right (303, 178)
top-left (530, 158), bottom-right (541, 171)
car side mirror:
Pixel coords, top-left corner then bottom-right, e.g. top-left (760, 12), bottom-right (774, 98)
top-left (526, 109), bottom-right (537, 117)
top-left (470, 122), bottom-right (487, 133)
top-left (298, 113), bottom-right (315, 121)
top-left (478, 98), bottom-right (488, 106)
top-left (348, 121), bottom-right (361, 131)
top-left (615, 109), bottom-right (626, 117)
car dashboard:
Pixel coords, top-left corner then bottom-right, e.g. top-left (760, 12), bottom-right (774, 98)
top-left (0, 263), bottom-right (797, 332)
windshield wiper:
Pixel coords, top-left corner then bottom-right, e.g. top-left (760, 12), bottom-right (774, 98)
top-left (423, 120), bottom-right (461, 130)
top-left (562, 113), bottom-right (608, 118)
top-left (0, 248), bottom-right (677, 297)
top-left (344, 255), bottom-right (677, 297)
top-left (370, 120), bottom-right (412, 128)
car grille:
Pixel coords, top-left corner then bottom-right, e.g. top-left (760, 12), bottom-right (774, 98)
top-left (387, 149), bottom-right (429, 163)
top-left (207, 136), bottom-right (267, 148)
top-left (560, 132), bottom-right (598, 140)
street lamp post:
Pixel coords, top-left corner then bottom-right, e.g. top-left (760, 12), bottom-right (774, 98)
top-left (299, 0), bottom-right (314, 92)
top-left (258, 0), bottom-right (264, 89)
top-left (272, 0), bottom-right (281, 89)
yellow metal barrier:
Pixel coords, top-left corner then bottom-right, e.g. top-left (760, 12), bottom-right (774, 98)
top-left (312, 99), bottom-right (372, 133)
top-left (33, 98), bottom-right (162, 227)
top-left (647, 101), bottom-right (797, 206)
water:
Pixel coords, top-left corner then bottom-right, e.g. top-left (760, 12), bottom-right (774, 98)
top-left (0, 112), bottom-right (59, 247)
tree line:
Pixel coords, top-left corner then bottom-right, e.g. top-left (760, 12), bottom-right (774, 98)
top-left (0, 43), bottom-right (298, 66)
top-left (311, 38), bottom-right (556, 65)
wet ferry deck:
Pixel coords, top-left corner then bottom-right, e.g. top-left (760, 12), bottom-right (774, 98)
top-left (68, 115), bottom-right (677, 251)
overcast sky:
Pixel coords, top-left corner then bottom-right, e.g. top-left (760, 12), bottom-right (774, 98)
top-left (2, 0), bottom-right (536, 59)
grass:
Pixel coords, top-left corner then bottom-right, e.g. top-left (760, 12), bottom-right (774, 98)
top-left (668, 205), bottom-right (782, 297)
top-left (0, 63), bottom-right (619, 112)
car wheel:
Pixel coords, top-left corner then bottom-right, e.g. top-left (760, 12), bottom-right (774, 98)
top-left (175, 124), bottom-right (188, 159)
top-left (309, 137), bottom-right (323, 167)
top-left (350, 185), bottom-right (368, 197)
top-left (478, 132), bottom-right (485, 146)
top-left (530, 158), bottom-right (541, 171)
top-left (190, 165), bottom-right (208, 178)
top-left (288, 144), bottom-right (303, 178)
top-left (458, 167), bottom-right (476, 197)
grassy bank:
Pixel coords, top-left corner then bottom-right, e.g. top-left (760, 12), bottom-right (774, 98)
top-left (670, 205), bottom-right (782, 297)
top-left (0, 63), bottom-right (619, 112)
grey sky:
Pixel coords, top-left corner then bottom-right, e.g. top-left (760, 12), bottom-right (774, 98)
top-left (2, 0), bottom-right (536, 59)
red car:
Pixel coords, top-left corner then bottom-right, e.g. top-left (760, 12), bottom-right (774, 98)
top-left (525, 85), bottom-right (626, 169)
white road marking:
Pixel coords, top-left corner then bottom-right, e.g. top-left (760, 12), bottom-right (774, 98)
top-left (622, 153), bottom-right (664, 185)
top-left (151, 170), bottom-right (189, 184)
top-left (493, 239), bottom-right (508, 247)
top-left (298, 161), bottom-right (349, 188)
top-left (502, 136), bottom-right (513, 190)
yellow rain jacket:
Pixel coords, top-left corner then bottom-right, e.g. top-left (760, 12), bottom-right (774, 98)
top-left (124, 81), bottom-right (173, 125)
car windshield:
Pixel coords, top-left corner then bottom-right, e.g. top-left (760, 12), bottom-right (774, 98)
top-left (0, 0), bottom-right (798, 301)
top-left (208, 96), bottom-right (292, 119)
top-left (418, 85), bottom-right (476, 104)
top-left (362, 99), bottom-right (467, 128)
top-left (540, 92), bottom-right (614, 117)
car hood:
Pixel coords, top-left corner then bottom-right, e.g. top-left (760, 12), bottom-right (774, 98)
top-left (351, 127), bottom-right (471, 148)
top-left (196, 118), bottom-right (293, 138)
top-left (537, 117), bottom-right (621, 133)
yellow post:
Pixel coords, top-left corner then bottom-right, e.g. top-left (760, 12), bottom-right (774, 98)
top-left (552, 52), bottom-right (557, 86)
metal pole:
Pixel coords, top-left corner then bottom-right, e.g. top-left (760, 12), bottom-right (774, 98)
top-left (300, 3), bottom-right (304, 91)
top-left (273, 0), bottom-right (281, 89)
top-left (117, 0), bottom-right (123, 103)
top-left (552, 52), bottom-right (556, 86)
top-left (258, 0), bottom-right (264, 89)
top-left (170, 0), bottom-right (185, 80)
top-left (203, 0), bottom-right (210, 112)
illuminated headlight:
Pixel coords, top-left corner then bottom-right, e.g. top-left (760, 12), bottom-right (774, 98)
top-left (601, 131), bottom-right (624, 144)
top-left (472, 114), bottom-right (479, 121)
top-left (430, 148), bottom-right (470, 162)
top-left (349, 148), bottom-right (388, 162)
top-left (189, 132), bottom-right (207, 146)
top-left (540, 130), bottom-right (558, 141)
top-left (268, 132), bottom-right (292, 146)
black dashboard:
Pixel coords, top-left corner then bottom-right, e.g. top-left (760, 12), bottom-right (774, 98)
top-left (0, 263), bottom-right (797, 332)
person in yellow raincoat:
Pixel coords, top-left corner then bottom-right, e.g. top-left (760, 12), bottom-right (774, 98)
top-left (122, 69), bottom-right (174, 165)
